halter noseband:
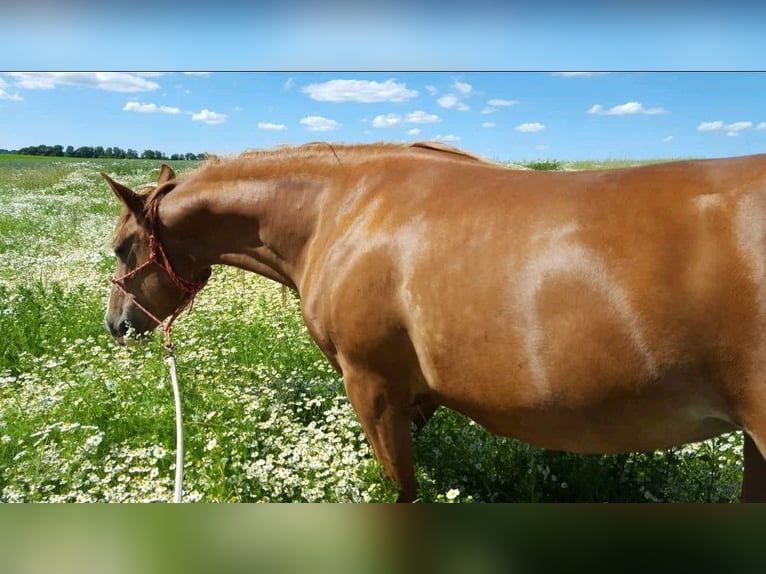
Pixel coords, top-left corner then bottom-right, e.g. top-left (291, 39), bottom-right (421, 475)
top-left (111, 199), bottom-right (209, 350)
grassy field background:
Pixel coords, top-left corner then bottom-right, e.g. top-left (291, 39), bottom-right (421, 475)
top-left (0, 154), bottom-right (744, 502)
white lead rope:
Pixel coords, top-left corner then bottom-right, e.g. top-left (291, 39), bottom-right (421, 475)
top-left (166, 352), bottom-right (184, 503)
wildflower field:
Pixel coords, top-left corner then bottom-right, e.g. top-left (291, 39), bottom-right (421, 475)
top-left (0, 154), bottom-right (745, 502)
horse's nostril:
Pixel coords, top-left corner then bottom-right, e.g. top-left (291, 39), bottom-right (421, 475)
top-left (106, 318), bottom-right (129, 338)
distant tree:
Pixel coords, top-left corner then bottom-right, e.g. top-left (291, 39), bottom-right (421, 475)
top-left (7, 144), bottom-right (202, 159)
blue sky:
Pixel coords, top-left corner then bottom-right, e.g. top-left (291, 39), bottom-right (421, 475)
top-left (2, 72), bottom-right (766, 161)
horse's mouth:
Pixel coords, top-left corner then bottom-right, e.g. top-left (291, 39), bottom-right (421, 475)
top-left (105, 316), bottom-right (130, 346)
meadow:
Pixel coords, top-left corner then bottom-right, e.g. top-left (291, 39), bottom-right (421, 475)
top-left (0, 154), bottom-right (744, 502)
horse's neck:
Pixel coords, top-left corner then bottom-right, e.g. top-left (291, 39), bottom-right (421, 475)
top-left (160, 168), bottom-right (329, 290)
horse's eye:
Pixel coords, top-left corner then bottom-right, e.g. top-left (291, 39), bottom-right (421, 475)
top-left (114, 244), bottom-right (128, 261)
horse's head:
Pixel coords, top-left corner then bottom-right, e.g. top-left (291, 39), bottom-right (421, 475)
top-left (102, 164), bottom-right (208, 345)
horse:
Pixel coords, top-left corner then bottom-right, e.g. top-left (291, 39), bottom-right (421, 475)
top-left (103, 141), bottom-right (766, 502)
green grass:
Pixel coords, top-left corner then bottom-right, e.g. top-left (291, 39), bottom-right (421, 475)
top-left (0, 154), bottom-right (85, 162)
top-left (0, 155), bottom-right (745, 502)
top-left (563, 158), bottom-right (687, 170)
top-left (523, 159), bottom-right (563, 171)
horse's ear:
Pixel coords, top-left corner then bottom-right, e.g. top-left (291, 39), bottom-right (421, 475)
top-left (157, 163), bottom-right (176, 185)
top-left (101, 172), bottom-right (145, 217)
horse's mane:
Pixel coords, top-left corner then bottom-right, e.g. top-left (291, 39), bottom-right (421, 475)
top-left (202, 141), bottom-right (489, 168)
top-left (139, 141), bottom-right (489, 214)
top-left (407, 141), bottom-right (485, 161)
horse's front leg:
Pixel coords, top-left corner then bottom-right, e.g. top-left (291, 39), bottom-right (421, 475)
top-left (411, 394), bottom-right (439, 431)
top-left (343, 366), bottom-right (417, 503)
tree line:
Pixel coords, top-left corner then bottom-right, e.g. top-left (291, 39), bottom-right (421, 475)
top-left (2, 144), bottom-right (205, 161)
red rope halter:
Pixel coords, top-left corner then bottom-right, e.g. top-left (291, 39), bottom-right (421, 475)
top-left (111, 227), bottom-right (208, 351)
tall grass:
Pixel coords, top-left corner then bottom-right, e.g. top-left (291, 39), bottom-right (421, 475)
top-left (0, 155), bottom-right (744, 502)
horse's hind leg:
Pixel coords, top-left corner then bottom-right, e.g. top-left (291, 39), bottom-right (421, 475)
top-left (737, 389), bottom-right (766, 502)
top-left (742, 432), bottom-right (766, 502)
top-left (343, 367), bottom-right (417, 502)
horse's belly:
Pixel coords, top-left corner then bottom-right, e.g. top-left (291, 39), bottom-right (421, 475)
top-left (446, 370), bottom-right (739, 454)
top-left (486, 405), bottom-right (737, 454)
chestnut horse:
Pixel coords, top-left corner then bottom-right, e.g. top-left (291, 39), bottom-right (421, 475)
top-left (103, 141), bottom-right (766, 502)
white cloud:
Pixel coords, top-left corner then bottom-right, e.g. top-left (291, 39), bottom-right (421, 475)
top-left (370, 110), bottom-right (441, 128)
top-left (758, 122), bottom-right (766, 130)
top-left (300, 116), bottom-right (341, 131)
top-left (488, 98), bottom-right (518, 107)
top-left (697, 121), bottom-right (725, 131)
top-left (302, 79), bottom-right (417, 103)
top-left (123, 101), bottom-right (182, 114)
top-left (724, 121), bottom-right (753, 132)
top-left (516, 122), bottom-right (545, 133)
top-left (588, 102), bottom-right (666, 116)
top-left (258, 121), bottom-right (287, 131)
top-left (453, 81), bottom-right (473, 96)
top-left (552, 72), bottom-right (610, 77)
top-left (8, 72), bottom-right (159, 93)
top-left (0, 91), bottom-right (23, 101)
top-left (437, 94), bottom-right (469, 111)
top-left (0, 82), bottom-right (23, 101)
top-left (283, 77), bottom-right (295, 90)
top-left (698, 121), bottom-right (753, 136)
top-left (482, 122), bottom-right (495, 128)
top-left (407, 128), bottom-right (421, 135)
top-left (405, 110), bottom-right (440, 124)
top-left (123, 100), bottom-right (228, 125)
top-left (426, 85), bottom-right (438, 96)
top-left (434, 134), bottom-right (460, 142)
top-left (482, 98), bottom-right (519, 114)
top-left (192, 109), bottom-right (228, 125)
top-left (436, 81), bottom-right (476, 111)
top-left (663, 136), bottom-right (673, 142)
top-left (372, 113), bottom-right (402, 128)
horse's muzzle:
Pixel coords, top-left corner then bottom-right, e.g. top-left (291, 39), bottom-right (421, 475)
top-left (104, 315), bottom-right (128, 345)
